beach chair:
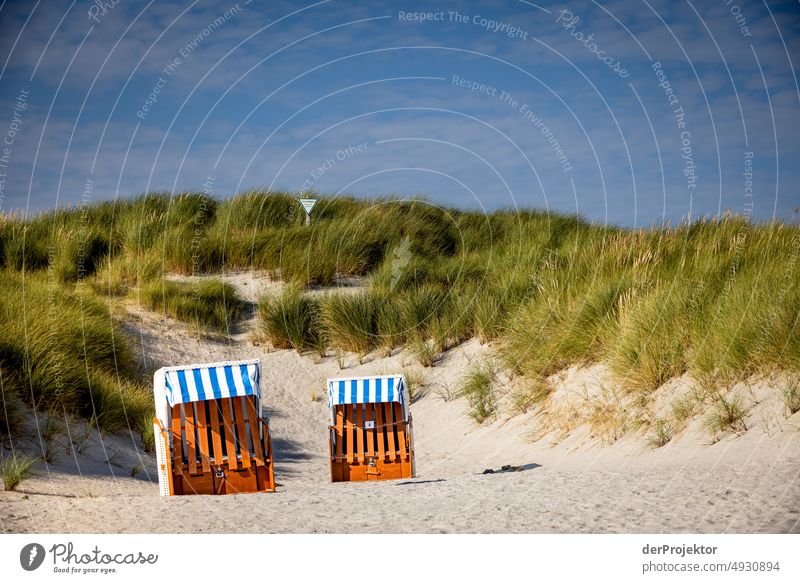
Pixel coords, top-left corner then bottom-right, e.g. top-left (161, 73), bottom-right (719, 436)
top-left (327, 374), bottom-right (415, 482)
top-left (152, 359), bottom-right (275, 496)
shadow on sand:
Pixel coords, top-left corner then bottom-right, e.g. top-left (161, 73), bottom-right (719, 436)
top-left (481, 462), bottom-right (542, 474)
top-left (395, 478), bottom-right (447, 486)
top-left (270, 436), bottom-right (316, 477)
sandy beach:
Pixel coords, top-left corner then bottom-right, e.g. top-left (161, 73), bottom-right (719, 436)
top-left (2, 272), bottom-right (799, 534)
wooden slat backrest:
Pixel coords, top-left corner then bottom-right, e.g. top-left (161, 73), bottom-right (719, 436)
top-left (220, 399), bottom-right (238, 470)
top-left (171, 405), bottom-right (184, 465)
top-left (209, 400), bottom-right (223, 465)
top-left (385, 402), bottom-right (397, 460)
top-left (196, 402), bottom-right (211, 474)
top-left (185, 403), bottom-right (198, 474)
top-left (375, 402), bottom-right (386, 461)
top-left (336, 404), bottom-right (344, 462)
top-left (394, 403), bottom-right (408, 460)
top-left (329, 401), bottom-right (412, 469)
top-left (169, 394), bottom-right (272, 481)
top-left (334, 405), bottom-right (344, 461)
top-left (233, 397), bottom-right (251, 468)
top-left (245, 397), bottom-right (265, 466)
top-left (355, 404), bottom-right (365, 463)
top-left (365, 403), bottom-right (375, 460)
top-left (345, 404), bottom-right (355, 464)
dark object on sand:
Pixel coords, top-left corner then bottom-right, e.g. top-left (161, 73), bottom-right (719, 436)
top-left (482, 464), bottom-right (524, 474)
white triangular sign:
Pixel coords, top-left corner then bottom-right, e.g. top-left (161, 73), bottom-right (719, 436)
top-left (299, 198), bottom-right (317, 215)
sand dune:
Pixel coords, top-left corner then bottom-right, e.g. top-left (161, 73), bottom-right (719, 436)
top-left (2, 272), bottom-right (798, 534)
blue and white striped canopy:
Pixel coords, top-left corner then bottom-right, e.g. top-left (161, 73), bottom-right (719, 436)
top-left (161, 360), bottom-right (260, 407)
top-left (327, 375), bottom-right (406, 409)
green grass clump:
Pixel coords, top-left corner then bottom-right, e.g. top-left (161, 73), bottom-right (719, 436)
top-left (215, 191), bottom-right (298, 231)
top-left (472, 294), bottom-right (503, 344)
top-left (91, 251), bottom-right (162, 296)
top-left (51, 228), bottom-right (110, 283)
top-left (371, 290), bottom-right (405, 353)
top-left (509, 379), bottom-right (551, 414)
top-left (610, 282), bottom-right (690, 393)
top-left (1, 454), bottom-right (38, 491)
top-left (503, 275), bottom-right (628, 378)
top-left (411, 338), bottom-right (440, 367)
top-left (402, 368), bottom-right (427, 403)
top-left (141, 278), bottom-right (246, 335)
top-left (136, 414), bottom-right (156, 453)
top-left (779, 376), bottom-right (800, 418)
top-left (671, 391), bottom-right (704, 425)
top-left (460, 361), bottom-right (497, 423)
top-left (40, 412), bottom-right (63, 462)
top-left (586, 389), bottom-right (631, 445)
top-left (646, 418), bottom-right (674, 449)
top-left (400, 284), bottom-right (449, 339)
top-left (705, 393), bottom-right (749, 439)
top-left (692, 260), bottom-right (800, 384)
top-left (258, 284), bottom-right (321, 352)
top-left (0, 385), bottom-right (24, 441)
top-left (0, 271), bottom-right (135, 418)
top-left (86, 371), bottom-right (153, 433)
top-left (0, 219), bottom-right (49, 271)
top-left (321, 292), bottom-right (379, 355)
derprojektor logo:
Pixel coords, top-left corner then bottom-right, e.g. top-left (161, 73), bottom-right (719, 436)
top-left (20, 543), bottom-right (46, 571)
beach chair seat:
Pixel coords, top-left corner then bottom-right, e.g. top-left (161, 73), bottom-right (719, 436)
top-left (327, 375), bottom-right (414, 482)
top-left (153, 360), bottom-right (275, 496)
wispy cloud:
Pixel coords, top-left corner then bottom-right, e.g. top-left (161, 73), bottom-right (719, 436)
top-left (0, 0), bottom-right (797, 225)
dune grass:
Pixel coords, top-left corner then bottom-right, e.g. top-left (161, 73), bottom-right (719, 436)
top-left (779, 376), bottom-right (800, 417)
top-left (258, 284), bottom-right (322, 353)
top-left (1, 453), bottom-right (38, 491)
top-left (705, 393), bottom-right (749, 439)
top-left (2, 191), bottom-right (798, 437)
top-left (140, 278), bottom-right (246, 335)
top-left (646, 418), bottom-right (675, 449)
top-left (460, 361), bottom-right (497, 423)
top-left (321, 292), bottom-right (379, 355)
top-left (509, 378), bottom-right (551, 414)
top-left (0, 384), bottom-right (25, 442)
top-left (0, 270), bottom-right (153, 439)
top-left (135, 414), bottom-right (156, 453)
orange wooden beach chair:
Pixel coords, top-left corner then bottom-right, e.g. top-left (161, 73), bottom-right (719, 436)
top-left (153, 359), bottom-right (275, 496)
top-left (327, 374), bottom-right (415, 482)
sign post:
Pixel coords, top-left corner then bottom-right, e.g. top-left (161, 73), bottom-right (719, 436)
top-left (299, 197), bottom-right (318, 226)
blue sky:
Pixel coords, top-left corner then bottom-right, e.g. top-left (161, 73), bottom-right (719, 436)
top-left (0, 0), bottom-right (797, 226)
